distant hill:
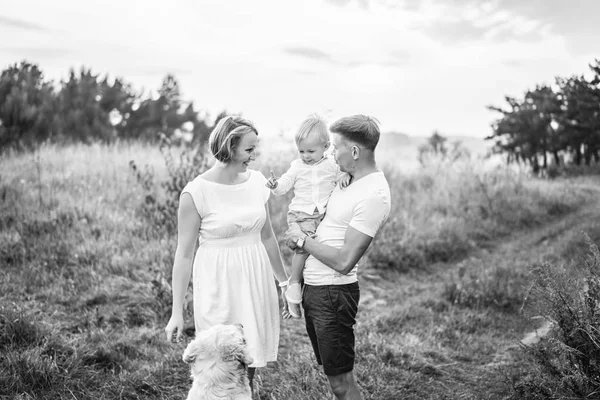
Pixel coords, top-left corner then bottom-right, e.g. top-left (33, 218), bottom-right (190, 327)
top-left (379, 132), bottom-right (491, 156)
top-left (378, 131), bottom-right (416, 147)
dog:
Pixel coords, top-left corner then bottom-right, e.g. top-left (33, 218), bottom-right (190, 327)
top-left (182, 323), bottom-right (253, 400)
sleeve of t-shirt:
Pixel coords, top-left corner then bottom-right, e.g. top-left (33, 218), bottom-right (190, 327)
top-left (348, 190), bottom-right (391, 238)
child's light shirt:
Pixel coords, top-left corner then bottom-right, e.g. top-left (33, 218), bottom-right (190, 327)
top-left (271, 156), bottom-right (343, 215)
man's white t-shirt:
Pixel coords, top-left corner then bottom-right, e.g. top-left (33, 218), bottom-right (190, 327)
top-left (303, 170), bottom-right (391, 286)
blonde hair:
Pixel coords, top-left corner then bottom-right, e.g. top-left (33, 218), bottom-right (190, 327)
top-left (209, 116), bottom-right (257, 162)
top-left (294, 114), bottom-right (330, 146)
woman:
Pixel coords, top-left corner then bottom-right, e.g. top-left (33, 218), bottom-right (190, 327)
top-left (164, 116), bottom-right (290, 390)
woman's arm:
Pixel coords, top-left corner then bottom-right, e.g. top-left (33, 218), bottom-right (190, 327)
top-left (261, 202), bottom-right (289, 284)
top-left (164, 192), bottom-right (201, 342)
top-left (261, 202), bottom-right (291, 318)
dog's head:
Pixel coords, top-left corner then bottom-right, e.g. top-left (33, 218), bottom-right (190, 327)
top-left (183, 324), bottom-right (253, 375)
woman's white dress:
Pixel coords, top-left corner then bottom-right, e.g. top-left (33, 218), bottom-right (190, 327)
top-left (181, 169), bottom-right (280, 367)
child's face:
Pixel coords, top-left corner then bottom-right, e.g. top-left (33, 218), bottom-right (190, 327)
top-left (297, 133), bottom-right (329, 165)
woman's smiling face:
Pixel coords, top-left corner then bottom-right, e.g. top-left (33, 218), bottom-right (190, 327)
top-left (231, 131), bottom-right (258, 171)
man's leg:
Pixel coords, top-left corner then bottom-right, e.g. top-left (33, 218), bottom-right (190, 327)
top-left (303, 283), bottom-right (361, 399)
top-left (327, 371), bottom-right (363, 400)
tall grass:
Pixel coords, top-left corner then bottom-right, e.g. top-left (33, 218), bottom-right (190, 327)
top-left (515, 236), bottom-right (600, 399)
top-left (0, 141), bottom-right (596, 399)
top-left (366, 158), bottom-right (585, 272)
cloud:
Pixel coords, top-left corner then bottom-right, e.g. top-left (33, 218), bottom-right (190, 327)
top-left (283, 46), bottom-right (413, 70)
top-left (405, 1), bottom-right (548, 45)
top-left (0, 15), bottom-right (50, 32)
top-left (2, 47), bottom-right (75, 60)
top-left (284, 46), bottom-right (334, 63)
top-left (490, 0), bottom-right (600, 55)
top-left (323, 0), bottom-right (369, 9)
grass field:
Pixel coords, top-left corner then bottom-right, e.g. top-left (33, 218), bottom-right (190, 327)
top-left (1, 141), bottom-right (599, 399)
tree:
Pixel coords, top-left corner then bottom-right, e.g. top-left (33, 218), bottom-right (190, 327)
top-left (0, 62), bottom-right (215, 150)
top-left (0, 61), bottom-right (56, 151)
top-left (557, 73), bottom-right (600, 165)
top-left (487, 59), bottom-right (600, 172)
top-left (487, 85), bottom-right (562, 173)
top-left (56, 67), bottom-right (114, 143)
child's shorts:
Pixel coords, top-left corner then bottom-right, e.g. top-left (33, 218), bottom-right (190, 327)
top-left (286, 209), bottom-right (324, 254)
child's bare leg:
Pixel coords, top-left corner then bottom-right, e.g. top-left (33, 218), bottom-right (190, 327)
top-left (286, 252), bottom-right (309, 318)
top-left (290, 252), bottom-right (308, 285)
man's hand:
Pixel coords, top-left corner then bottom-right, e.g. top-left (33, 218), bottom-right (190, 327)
top-left (284, 224), bottom-right (305, 250)
top-left (265, 170), bottom-right (278, 189)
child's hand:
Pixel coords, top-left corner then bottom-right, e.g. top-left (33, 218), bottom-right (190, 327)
top-left (266, 170), bottom-right (278, 189)
top-left (339, 173), bottom-right (351, 188)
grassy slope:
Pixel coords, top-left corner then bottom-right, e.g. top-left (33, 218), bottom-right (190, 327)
top-left (1, 143), bottom-right (599, 400)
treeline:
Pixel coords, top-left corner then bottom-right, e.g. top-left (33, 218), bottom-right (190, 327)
top-left (0, 61), bottom-right (217, 152)
top-left (487, 59), bottom-right (600, 173)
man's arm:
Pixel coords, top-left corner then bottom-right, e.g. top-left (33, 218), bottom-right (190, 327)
top-left (293, 225), bottom-right (373, 275)
top-left (285, 188), bottom-right (390, 275)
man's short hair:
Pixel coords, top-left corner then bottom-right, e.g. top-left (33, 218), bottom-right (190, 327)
top-left (209, 116), bottom-right (257, 162)
top-left (329, 115), bottom-right (380, 151)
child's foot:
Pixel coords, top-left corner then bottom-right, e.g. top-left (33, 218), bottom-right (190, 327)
top-left (288, 301), bottom-right (302, 319)
top-left (286, 282), bottom-right (302, 303)
top-left (286, 283), bottom-right (302, 319)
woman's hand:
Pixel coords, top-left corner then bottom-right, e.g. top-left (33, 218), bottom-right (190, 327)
top-left (280, 282), bottom-right (292, 320)
top-left (165, 313), bottom-right (184, 343)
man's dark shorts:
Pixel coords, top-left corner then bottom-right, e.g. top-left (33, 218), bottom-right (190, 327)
top-left (302, 282), bottom-right (360, 376)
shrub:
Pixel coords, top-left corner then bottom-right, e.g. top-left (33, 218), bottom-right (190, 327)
top-left (129, 135), bottom-right (210, 237)
top-left (519, 235), bottom-right (600, 398)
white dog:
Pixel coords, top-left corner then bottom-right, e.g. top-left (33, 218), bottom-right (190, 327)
top-left (182, 323), bottom-right (253, 400)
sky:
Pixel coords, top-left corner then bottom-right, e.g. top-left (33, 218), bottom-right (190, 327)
top-left (0, 0), bottom-right (598, 138)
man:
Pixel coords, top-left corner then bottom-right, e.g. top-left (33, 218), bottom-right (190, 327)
top-left (285, 115), bottom-right (391, 400)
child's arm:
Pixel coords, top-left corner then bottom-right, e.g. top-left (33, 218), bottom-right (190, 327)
top-left (338, 172), bottom-right (351, 188)
top-left (266, 163), bottom-right (297, 195)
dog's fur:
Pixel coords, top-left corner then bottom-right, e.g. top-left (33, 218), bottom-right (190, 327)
top-left (182, 324), bottom-right (253, 400)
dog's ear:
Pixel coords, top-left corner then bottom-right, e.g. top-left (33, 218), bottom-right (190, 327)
top-left (220, 341), bottom-right (253, 366)
top-left (183, 339), bottom-right (209, 364)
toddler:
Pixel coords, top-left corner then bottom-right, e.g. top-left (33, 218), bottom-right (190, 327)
top-left (266, 115), bottom-right (349, 318)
